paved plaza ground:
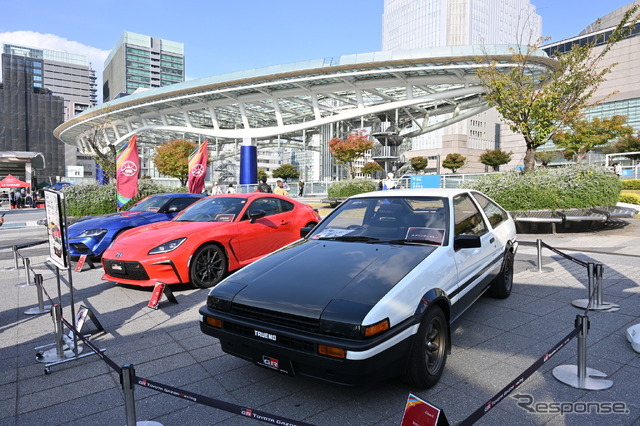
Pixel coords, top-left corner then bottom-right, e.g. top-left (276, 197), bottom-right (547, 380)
top-left (0, 206), bottom-right (638, 425)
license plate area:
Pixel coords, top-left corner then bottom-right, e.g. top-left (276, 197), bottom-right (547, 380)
top-left (110, 261), bottom-right (124, 272)
top-left (256, 354), bottom-right (295, 376)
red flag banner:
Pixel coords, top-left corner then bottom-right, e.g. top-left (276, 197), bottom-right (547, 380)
top-left (187, 140), bottom-right (209, 194)
top-left (116, 134), bottom-right (140, 207)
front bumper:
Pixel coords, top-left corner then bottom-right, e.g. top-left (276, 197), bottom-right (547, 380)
top-left (199, 306), bottom-right (418, 386)
top-left (102, 257), bottom-right (185, 286)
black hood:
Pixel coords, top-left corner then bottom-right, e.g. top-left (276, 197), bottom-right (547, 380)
top-left (220, 239), bottom-right (436, 321)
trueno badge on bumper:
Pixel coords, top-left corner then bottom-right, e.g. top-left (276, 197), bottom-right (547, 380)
top-left (254, 330), bottom-right (277, 341)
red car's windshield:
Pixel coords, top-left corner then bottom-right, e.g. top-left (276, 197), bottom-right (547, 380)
top-left (176, 197), bottom-right (247, 222)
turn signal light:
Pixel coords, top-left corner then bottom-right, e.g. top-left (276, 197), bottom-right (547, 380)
top-left (364, 319), bottom-right (390, 337)
top-left (318, 344), bottom-right (346, 359)
top-left (205, 317), bottom-right (223, 328)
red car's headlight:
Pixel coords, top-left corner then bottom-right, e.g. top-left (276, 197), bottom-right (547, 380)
top-left (148, 237), bottom-right (187, 255)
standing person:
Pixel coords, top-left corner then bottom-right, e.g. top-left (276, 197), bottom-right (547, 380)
top-left (10, 190), bottom-right (15, 209)
top-left (211, 182), bottom-right (223, 195)
top-left (25, 191), bottom-right (33, 209)
top-left (274, 179), bottom-right (289, 196)
top-left (298, 179), bottom-right (304, 197)
top-left (257, 177), bottom-right (272, 193)
top-left (383, 173), bottom-right (396, 190)
top-left (226, 184), bottom-right (236, 194)
top-left (378, 180), bottom-right (383, 191)
top-left (612, 163), bottom-right (622, 178)
top-left (14, 190), bottom-right (22, 208)
top-left (283, 180), bottom-right (290, 192)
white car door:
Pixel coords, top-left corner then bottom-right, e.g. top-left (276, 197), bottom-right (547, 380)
top-left (451, 193), bottom-right (500, 301)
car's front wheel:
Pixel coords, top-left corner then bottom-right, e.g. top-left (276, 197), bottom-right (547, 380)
top-left (403, 305), bottom-right (448, 389)
top-left (487, 249), bottom-right (514, 299)
top-left (190, 243), bottom-right (227, 288)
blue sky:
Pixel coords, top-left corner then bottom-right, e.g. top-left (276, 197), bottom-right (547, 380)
top-left (0, 0), bottom-right (635, 84)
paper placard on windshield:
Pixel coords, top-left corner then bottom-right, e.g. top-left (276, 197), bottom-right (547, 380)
top-left (405, 227), bottom-right (445, 245)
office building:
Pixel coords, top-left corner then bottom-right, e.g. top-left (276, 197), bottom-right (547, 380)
top-left (500, 1), bottom-right (640, 169)
top-left (0, 52), bottom-right (65, 181)
top-left (103, 32), bottom-right (185, 102)
top-left (1, 43), bottom-right (98, 181)
top-left (382, 0), bottom-right (542, 172)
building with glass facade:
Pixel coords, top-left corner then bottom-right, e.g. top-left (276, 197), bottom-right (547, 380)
top-left (501, 0), bottom-right (640, 169)
top-left (1, 43), bottom-right (99, 182)
top-left (102, 32), bottom-right (185, 102)
top-left (382, 0), bottom-right (542, 172)
top-left (0, 52), bottom-right (65, 182)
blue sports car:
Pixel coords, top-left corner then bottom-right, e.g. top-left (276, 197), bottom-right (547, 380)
top-left (68, 193), bottom-right (204, 258)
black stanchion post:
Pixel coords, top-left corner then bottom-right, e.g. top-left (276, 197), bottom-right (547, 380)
top-left (121, 364), bottom-right (137, 426)
top-left (53, 304), bottom-right (65, 359)
top-left (24, 273), bottom-right (52, 315)
top-left (552, 314), bottom-right (613, 390)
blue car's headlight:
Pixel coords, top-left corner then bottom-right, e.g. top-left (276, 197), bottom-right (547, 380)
top-left (77, 228), bottom-right (108, 238)
top-left (148, 238), bottom-right (187, 255)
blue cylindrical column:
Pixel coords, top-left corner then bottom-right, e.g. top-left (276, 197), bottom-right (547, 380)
top-left (239, 145), bottom-right (257, 185)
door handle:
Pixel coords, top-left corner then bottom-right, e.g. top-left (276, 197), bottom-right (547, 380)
top-left (490, 237), bottom-right (495, 243)
top-left (280, 220), bottom-right (288, 225)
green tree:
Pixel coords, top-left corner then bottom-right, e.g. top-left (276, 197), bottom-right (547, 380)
top-left (609, 132), bottom-right (640, 159)
top-left (257, 168), bottom-right (268, 182)
top-left (410, 156), bottom-right (429, 173)
top-left (479, 149), bottom-right (512, 172)
top-left (442, 153), bottom-right (466, 173)
top-left (552, 115), bottom-right (633, 162)
top-left (362, 161), bottom-right (383, 177)
top-left (272, 163), bottom-right (300, 181)
top-left (535, 150), bottom-right (561, 167)
top-left (475, 7), bottom-right (638, 172)
top-left (153, 139), bottom-right (198, 186)
top-left (329, 129), bottom-right (374, 179)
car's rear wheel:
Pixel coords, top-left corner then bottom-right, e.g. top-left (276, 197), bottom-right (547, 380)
top-left (190, 243), bottom-right (227, 288)
top-left (487, 249), bottom-right (514, 299)
top-left (403, 305), bottom-right (448, 389)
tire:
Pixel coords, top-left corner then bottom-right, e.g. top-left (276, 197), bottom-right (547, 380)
top-left (487, 249), bottom-right (514, 299)
top-left (402, 305), bottom-right (448, 389)
top-left (190, 243), bottom-right (227, 288)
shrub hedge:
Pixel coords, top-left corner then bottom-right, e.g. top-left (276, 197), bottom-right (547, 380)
top-left (327, 179), bottom-right (376, 198)
top-left (622, 179), bottom-right (640, 190)
top-left (462, 164), bottom-right (623, 211)
top-left (620, 192), bottom-right (640, 205)
top-left (63, 180), bottom-right (185, 217)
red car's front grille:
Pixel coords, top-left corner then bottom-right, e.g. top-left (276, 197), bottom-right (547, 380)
top-left (103, 260), bottom-right (150, 281)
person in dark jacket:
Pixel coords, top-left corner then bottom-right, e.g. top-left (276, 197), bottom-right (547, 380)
top-left (257, 177), bottom-right (272, 193)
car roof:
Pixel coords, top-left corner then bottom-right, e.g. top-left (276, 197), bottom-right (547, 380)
top-left (349, 188), bottom-right (473, 199)
top-left (150, 192), bottom-right (205, 198)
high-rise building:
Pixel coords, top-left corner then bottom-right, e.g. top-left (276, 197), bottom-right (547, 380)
top-left (103, 31), bottom-right (185, 102)
top-left (0, 43), bottom-right (99, 182)
top-left (0, 52), bottom-right (65, 181)
top-left (382, 0), bottom-right (542, 172)
top-left (1, 44), bottom-right (97, 121)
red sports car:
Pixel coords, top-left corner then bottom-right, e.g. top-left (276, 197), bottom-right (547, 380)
top-left (101, 193), bottom-right (321, 288)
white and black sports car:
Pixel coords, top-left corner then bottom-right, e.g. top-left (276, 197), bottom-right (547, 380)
top-left (199, 189), bottom-right (517, 388)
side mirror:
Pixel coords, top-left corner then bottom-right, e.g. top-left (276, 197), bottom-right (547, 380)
top-left (454, 234), bottom-right (481, 250)
top-left (300, 226), bottom-right (314, 238)
top-left (249, 210), bottom-right (267, 223)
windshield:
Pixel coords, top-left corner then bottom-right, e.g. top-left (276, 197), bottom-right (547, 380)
top-left (175, 197), bottom-right (247, 222)
top-left (310, 196), bottom-right (449, 245)
top-left (129, 195), bottom-right (168, 212)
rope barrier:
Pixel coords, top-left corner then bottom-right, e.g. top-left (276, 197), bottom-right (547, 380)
top-left (458, 326), bottom-right (580, 426)
top-left (61, 315), bottom-right (315, 426)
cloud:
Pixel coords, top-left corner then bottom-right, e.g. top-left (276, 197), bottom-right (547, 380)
top-left (0, 31), bottom-right (110, 102)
